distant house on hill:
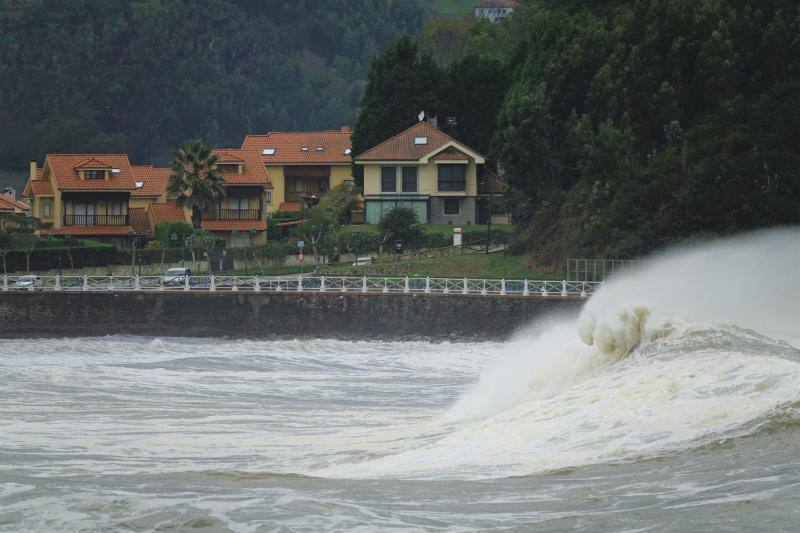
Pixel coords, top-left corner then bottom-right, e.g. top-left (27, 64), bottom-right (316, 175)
top-left (474, 0), bottom-right (516, 23)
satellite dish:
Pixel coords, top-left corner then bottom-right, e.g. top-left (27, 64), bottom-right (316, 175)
top-left (418, 110), bottom-right (425, 122)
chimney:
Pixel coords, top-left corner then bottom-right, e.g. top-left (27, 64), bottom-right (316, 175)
top-left (29, 160), bottom-right (37, 181)
top-left (339, 123), bottom-right (351, 133)
top-left (427, 116), bottom-right (438, 129)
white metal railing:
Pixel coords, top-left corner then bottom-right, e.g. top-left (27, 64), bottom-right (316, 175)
top-left (0, 275), bottom-right (602, 298)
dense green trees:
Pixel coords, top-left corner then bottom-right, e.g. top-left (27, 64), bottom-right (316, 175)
top-left (355, 0), bottom-right (800, 262)
top-left (0, 0), bottom-right (425, 170)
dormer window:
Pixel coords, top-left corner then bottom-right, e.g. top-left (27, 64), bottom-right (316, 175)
top-left (84, 170), bottom-right (105, 180)
top-left (413, 136), bottom-right (428, 145)
top-left (218, 163), bottom-right (239, 174)
top-left (262, 148), bottom-right (276, 156)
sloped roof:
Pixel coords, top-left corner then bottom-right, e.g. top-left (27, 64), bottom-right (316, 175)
top-left (0, 194), bottom-right (31, 211)
top-left (149, 201), bottom-right (188, 224)
top-left (23, 176), bottom-right (54, 197)
top-left (128, 207), bottom-right (151, 235)
top-left (278, 202), bottom-right (301, 213)
top-left (241, 130), bottom-right (352, 165)
top-left (49, 226), bottom-right (133, 236)
top-left (431, 147), bottom-right (471, 161)
top-left (210, 149), bottom-right (273, 187)
top-left (45, 154), bottom-right (136, 191)
top-left (355, 122), bottom-right (484, 162)
top-left (200, 220), bottom-right (267, 232)
top-left (131, 166), bottom-right (171, 197)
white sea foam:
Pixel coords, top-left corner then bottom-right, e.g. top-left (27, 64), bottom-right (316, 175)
top-left (319, 228), bottom-right (800, 479)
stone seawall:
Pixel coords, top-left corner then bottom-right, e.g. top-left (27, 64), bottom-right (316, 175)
top-left (0, 292), bottom-right (585, 341)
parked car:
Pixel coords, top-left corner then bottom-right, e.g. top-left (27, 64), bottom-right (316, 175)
top-left (162, 267), bottom-right (192, 287)
top-left (15, 275), bottom-right (41, 290)
top-left (352, 256), bottom-right (373, 266)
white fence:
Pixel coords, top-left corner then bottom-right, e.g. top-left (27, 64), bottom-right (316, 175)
top-left (1, 275), bottom-right (602, 297)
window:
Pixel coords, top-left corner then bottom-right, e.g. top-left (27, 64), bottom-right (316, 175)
top-left (438, 165), bottom-right (466, 192)
top-left (262, 148), bottom-right (276, 156)
top-left (413, 136), bottom-right (428, 145)
top-left (444, 198), bottom-right (461, 215)
top-left (42, 202), bottom-right (51, 218)
top-left (219, 164), bottom-right (238, 174)
top-left (381, 167), bottom-right (397, 192)
top-left (229, 198), bottom-right (247, 210)
top-left (84, 170), bottom-right (104, 180)
top-left (265, 191), bottom-right (272, 204)
top-left (401, 167), bottom-right (417, 193)
top-left (109, 202), bottom-right (123, 215)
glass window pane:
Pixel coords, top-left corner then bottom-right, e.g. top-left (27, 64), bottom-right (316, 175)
top-left (381, 167), bottom-right (396, 192)
top-left (401, 167), bottom-right (417, 192)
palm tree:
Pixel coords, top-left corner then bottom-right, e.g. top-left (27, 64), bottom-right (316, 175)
top-left (167, 139), bottom-right (226, 227)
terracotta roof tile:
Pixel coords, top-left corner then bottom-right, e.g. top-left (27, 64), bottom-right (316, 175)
top-left (128, 207), bottom-right (151, 235)
top-left (431, 147), bottom-right (471, 161)
top-left (131, 165), bottom-right (171, 197)
top-left (149, 201), bottom-right (188, 224)
top-left (355, 122), bottom-right (484, 162)
top-left (210, 149), bottom-right (273, 187)
top-left (278, 202), bottom-right (301, 213)
top-left (45, 154), bottom-right (136, 191)
top-left (200, 220), bottom-right (267, 232)
top-left (24, 178), bottom-right (54, 196)
top-left (49, 226), bottom-right (133, 236)
top-left (241, 130), bottom-right (352, 165)
top-left (0, 194), bottom-right (31, 211)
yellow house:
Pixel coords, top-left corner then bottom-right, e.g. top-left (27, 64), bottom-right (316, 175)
top-left (241, 126), bottom-right (353, 214)
top-left (355, 121), bottom-right (488, 225)
top-left (23, 154), bottom-right (148, 248)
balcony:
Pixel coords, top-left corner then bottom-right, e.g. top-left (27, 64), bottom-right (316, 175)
top-left (285, 189), bottom-right (328, 202)
top-left (63, 214), bottom-right (128, 226)
top-left (202, 208), bottom-right (262, 221)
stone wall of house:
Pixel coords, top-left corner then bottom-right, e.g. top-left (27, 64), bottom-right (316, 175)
top-left (0, 292), bottom-right (584, 341)
top-left (429, 197), bottom-right (477, 225)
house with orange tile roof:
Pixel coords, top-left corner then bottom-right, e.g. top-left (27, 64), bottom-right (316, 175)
top-left (23, 155), bottom-right (147, 247)
top-left (198, 148), bottom-right (273, 247)
top-left (355, 120), bottom-right (489, 225)
top-left (241, 125), bottom-right (354, 215)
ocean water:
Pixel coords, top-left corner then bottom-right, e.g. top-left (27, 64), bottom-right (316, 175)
top-left (1, 229), bottom-right (799, 531)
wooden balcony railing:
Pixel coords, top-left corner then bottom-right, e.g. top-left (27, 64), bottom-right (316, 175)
top-left (285, 189), bottom-right (328, 202)
top-left (202, 209), bottom-right (262, 221)
top-left (63, 214), bottom-right (128, 226)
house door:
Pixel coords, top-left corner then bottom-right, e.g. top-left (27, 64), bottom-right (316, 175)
top-left (73, 203), bottom-right (95, 225)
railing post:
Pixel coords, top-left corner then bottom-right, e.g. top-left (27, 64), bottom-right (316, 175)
top-left (541, 283), bottom-right (547, 297)
top-left (320, 276), bottom-right (326, 292)
top-left (82, 275), bottom-right (88, 291)
top-left (501, 278), bottom-right (506, 295)
top-left (232, 276), bottom-right (239, 291)
top-left (134, 275), bottom-right (140, 291)
top-left (1, 275), bottom-right (6, 291)
top-left (561, 280), bottom-right (567, 297)
top-left (425, 277), bottom-right (430, 294)
top-left (55, 275), bottom-right (61, 291)
top-left (362, 276), bottom-right (367, 293)
top-left (184, 275), bottom-right (190, 291)
top-left (254, 275), bottom-right (260, 292)
top-left (297, 274), bottom-right (303, 292)
top-left (523, 279), bottom-right (529, 296)
top-left (210, 275), bottom-right (216, 291)
top-left (481, 279), bottom-right (486, 296)
top-left (404, 276), bottom-right (409, 293)
top-left (383, 277), bottom-right (388, 293)
top-left (108, 276), bottom-right (114, 291)
top-left (463, 277), bottom-right (468, 294)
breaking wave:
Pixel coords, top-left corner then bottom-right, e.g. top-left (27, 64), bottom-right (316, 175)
top-left (318, 228), bottom-right (800, 480)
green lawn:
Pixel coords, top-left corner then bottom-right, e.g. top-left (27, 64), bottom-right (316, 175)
top-left (428, 0), bottom-right (475, 15)
top-left (339, 223), bottom-right (513, 237)
top-left (233, 251), bottom-right (561, 280)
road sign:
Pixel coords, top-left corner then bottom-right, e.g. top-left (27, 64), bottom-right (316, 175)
top-left (298, 251), bottom-right (304, 262)
top-left (297, 240), bottom-right (305, 250)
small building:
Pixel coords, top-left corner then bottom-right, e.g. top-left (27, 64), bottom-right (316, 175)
top-left (354, 120), bottom-right (488, 225)
top-left (241, 125), bottom-right (354, 216)
top-left (474, 0), bottom-right (516, 23)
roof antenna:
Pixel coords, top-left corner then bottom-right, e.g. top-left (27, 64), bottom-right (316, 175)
top-left (417, 110), bottom-right (425, 122)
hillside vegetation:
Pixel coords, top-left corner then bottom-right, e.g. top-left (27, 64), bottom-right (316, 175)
top-left (354, 0), bottom-right (800, 262)
top-left (0, 0), bottom-right (425, 170)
